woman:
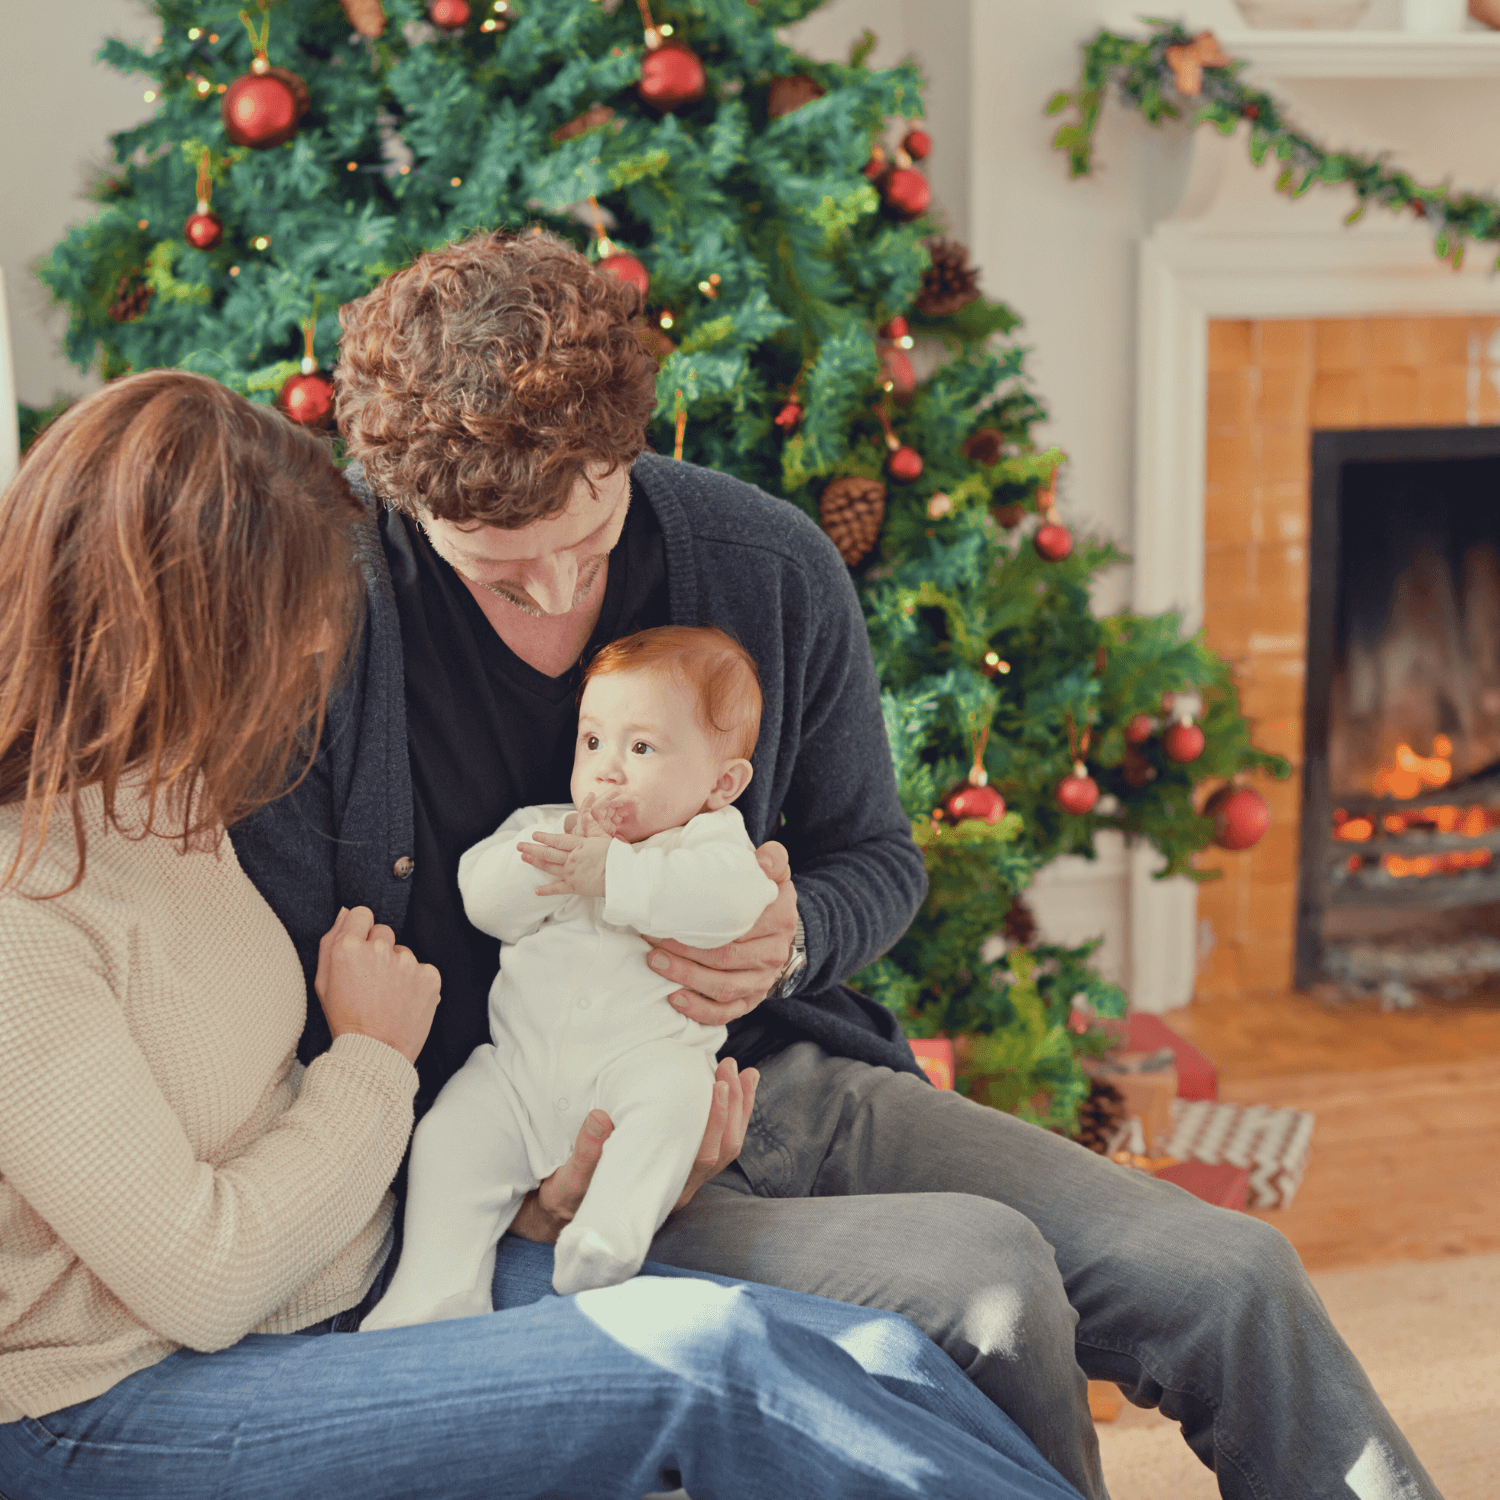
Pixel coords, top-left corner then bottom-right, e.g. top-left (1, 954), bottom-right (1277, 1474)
top-left (0, 371), bottom-right (1084, 1500)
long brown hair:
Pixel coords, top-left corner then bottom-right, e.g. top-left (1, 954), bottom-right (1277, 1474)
top-left (0, 370), bottom-right (366, 895)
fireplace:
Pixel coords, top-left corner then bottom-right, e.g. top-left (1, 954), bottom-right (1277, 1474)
top-left (1296, 425), bottom-right (1500, 999)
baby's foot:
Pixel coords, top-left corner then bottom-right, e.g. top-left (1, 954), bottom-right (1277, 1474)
top-left (552, 1226), bottom-right (641, 1296)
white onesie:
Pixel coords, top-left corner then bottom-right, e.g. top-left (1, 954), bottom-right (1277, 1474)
top-left (361, 801), bottom-right (778, 1324)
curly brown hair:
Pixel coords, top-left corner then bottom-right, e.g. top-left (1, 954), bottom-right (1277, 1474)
top-left (0, 371), bottom-right (365, 895)
top-left (336, 231), bottom-right (660, 528)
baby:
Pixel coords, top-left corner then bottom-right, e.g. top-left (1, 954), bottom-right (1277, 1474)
top-left (361, 625), bottom-right (778, 1323)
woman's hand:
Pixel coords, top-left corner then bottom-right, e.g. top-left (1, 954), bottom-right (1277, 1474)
top-left (646, 841), bottom-right (798, 1026)
top-left (507, 1058), bottom-right (760, 1244)
top-left (313, 906), bottom-right (441, 1064)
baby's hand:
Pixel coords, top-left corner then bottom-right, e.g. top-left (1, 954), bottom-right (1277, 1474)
top-left (518, 828), bottom-right (611, 898)
top-left (575, 791), bottom-right (631, 841)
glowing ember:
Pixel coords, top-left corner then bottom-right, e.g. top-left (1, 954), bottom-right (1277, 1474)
top-left (1331, 754), bottom-right (1500, 879)
top-left (1372, 739), bottom-right (1452, 800)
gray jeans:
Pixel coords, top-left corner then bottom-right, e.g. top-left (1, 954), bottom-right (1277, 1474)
top-left (647, 1042), bottom-right (1440, 1500)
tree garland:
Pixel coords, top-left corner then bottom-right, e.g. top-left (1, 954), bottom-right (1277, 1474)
top-left (1048, 20), bottom-right (1500, 270)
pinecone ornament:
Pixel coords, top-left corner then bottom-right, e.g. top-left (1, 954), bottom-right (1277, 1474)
top-left (1069, 1080), bottom-right (1128, 1154)
top-left (819, 476), bottom-right (887, 566)
top-left (915, 238), bottom-right (981, 317)
top-left (108, 271), bottom-right (152, 323)
top-left (1001, 898), bottom-right (1037, 949)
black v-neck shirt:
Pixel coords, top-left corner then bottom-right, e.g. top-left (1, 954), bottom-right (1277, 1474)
top-left (379, 490), bottom-right (670, 1108)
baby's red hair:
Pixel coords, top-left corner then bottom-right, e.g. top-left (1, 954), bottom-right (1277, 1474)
top-left (582, 626), bottom-right (762, 761)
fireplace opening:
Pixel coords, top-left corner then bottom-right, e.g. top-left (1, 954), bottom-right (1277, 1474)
top-left (1296, 426), bottom-right (1500, 1001)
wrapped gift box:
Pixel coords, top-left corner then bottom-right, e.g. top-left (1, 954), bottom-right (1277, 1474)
top-left (1161, 1099), bottom-right (1315, 1209)
top-left (1152, 1159), bottom-right (1252, 1211)
top-left (1125, 1012), bottom-right (1218, 1100)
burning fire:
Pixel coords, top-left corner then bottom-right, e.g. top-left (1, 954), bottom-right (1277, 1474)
top-left (1371, 736), bottom-right (1452, 800)
top-left (1332, 736), bottom-right (1498, 879)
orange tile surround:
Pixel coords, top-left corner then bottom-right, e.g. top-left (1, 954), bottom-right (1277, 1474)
top-left (1195, 317), bottom-right (1500, 1001)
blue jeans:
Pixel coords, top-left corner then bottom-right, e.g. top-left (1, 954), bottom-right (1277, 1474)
top-left (0, 1238), bottom-right (1084, 1500)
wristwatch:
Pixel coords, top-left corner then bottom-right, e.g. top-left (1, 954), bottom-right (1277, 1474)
top-left (765, 917), bottom-right (808, 1000)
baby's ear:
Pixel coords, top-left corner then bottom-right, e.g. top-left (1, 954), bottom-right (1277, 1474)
top-left (704, 758), bottom-right (754, 809)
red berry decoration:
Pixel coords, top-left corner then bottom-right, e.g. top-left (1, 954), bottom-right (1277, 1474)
top-left (881, 346), bottom-right (917, 399)
top-left (882, 167), bottom-right (931, 220)
top-left (1206, 785), bottom-right (1271, 851)
top-left (184, 209), bottom-right (223, 250)
top-left (773, 401), bottom-right (803, 431)
top-left (1163, 721), bottom-right (1206, 764)
top-left (887, 445), bottom-right (924, 483)
top-left (1034, 522), bottom-right (1073, 561)
top-left (597, 252), bottom-right (649, 299)
top-left (639, 41), bottom-right (707, 110)
top-left (1056, 763), bottom-right (1099, 815)
top-left (902, 128), bottom-right (932, 161)
top-left (1125, 714), bottom-right (1155, 745)
top-left (279, 358), bottom-right (335, 428)
top-left (945, 782), bottom-right (1006, 825)
top-left (429, 0), bottom-right (470, 25)
top-left (222, 61), bottom-right (309, 150)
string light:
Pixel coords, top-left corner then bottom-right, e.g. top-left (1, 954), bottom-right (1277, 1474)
top-left (188, 26), bottom-right (201, 39)
top-left (195, 78), bottom-right (211, 95)
top-left (208, 32), bottom-right (219, 42)
top-left (216, 83), bottom-right (226, 93)
top-left (347, 161), bottom-right (358, 171)
top-left (481, 18), bottom-right (498, 29)
top-left (137, 218), bottom-right (149, 229)
top-left (697, 272), bottom-right (721, 298)
top-left (450, 176), bottom-right (462, 186)
top-left (229, 265), bottom-right (240, 276)
top-left (660, 21), bottom-right (674, 33)
top-left (252, 235), bottom-right (270, 250)
top-left (144, 90), bottom-right (157, 102)
top-left (398, 164), bottom-right (411, 175)
top-left (658, 311), bottom-right (675, 329)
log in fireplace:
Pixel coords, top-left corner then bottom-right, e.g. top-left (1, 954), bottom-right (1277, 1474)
top-left (1296, 425), bottom-right (1500, 1000)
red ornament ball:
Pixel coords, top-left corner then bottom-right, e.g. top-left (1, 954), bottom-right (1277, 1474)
top-left (902, 128), bottom-right (932, 161)
top-left (639, 42), bottom-right (707, 110)
top-left (1125, 714), bottom-right (1155, 745)
top-left (184, 211), bottom-right (223, 250)
top-left (279, 369), bottom-right (335, 428)
top-left (883, 167), bottom-right (931, 220)
top-left (1206, 785), bottom-right (1271, 851)
top-left (1163, 721), bottom-right (1206, 764)
top-left (1056, 765), bottom-right (1100, 816)
top-left (1034, 522), bottom-right (1073, 561)
top-left (221, 65), bottom-right (309, 149)
top-left (881, 346), bottom-right (917, 399)
top-left (597, 252), bottom-right (649, 299)
top-left (773, 401), bottom-right (803, 431)
top-left (945, 782), bottom-right (1006, 825)
top-left (887, 445), bottom-right (924, 483)
top-left (429, 0), bottom-right (470, 25)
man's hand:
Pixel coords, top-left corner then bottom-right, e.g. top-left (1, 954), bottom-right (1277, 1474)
top-left (519, 827), bottom-right (611, 897)
top-left (507, 1059), bottom-right (760, 1244)
top-left (645, 840), bottom-right (798, 1027)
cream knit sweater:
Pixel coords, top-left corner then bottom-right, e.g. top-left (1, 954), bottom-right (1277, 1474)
top-left (0, 782), bottom-right (418, 1422)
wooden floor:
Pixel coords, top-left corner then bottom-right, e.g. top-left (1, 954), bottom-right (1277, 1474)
top-left (1163, 988), bottom-right (1500, 1272)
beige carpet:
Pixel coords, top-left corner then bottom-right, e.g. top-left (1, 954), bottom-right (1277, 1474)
top-left (1094, 1251), bottom-right (1500, 1499)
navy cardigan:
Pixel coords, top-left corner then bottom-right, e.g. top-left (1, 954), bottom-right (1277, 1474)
top-left (231, 452), bottom-right (927, 1081)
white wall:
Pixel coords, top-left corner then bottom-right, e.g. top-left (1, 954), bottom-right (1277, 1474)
top-left (1, 0), bottom-right (156, 408)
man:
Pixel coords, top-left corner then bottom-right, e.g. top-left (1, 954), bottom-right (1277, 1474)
top-left (233, 232), bottom-right (1438, 1500)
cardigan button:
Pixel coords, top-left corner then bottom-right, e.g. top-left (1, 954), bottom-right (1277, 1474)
top-left (392, 856), bottom-right (415, 879)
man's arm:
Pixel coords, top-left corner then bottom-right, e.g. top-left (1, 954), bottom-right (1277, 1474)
top-left (646, 507), bottom-right (927, 1020)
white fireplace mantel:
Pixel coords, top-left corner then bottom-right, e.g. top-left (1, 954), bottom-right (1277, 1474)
top-left (1126, 117), bottom-right (1500, 1013)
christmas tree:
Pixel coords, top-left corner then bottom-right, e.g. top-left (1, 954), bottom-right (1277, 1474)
top-left (35, 0), bottom-right (1285, 1129)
